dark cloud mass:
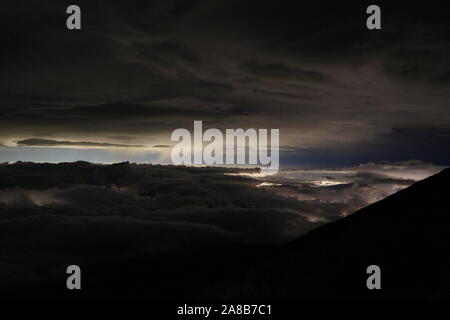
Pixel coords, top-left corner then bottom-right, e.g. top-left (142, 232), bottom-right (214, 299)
top-left (0, 1), bottom-right (449, 165)
top-left (239, 62), bottom-right (334, 83)
top-left (0, 163), bottom-right (311, 291)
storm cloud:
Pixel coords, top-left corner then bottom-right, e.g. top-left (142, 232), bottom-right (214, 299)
top-left (0, 1), bottom-right (449, 166)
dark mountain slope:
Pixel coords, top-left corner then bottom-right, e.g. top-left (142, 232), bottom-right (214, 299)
top-left (238, 168), bottom-right (450, 299)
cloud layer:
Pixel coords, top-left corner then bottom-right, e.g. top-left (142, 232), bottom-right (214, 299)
top-left (0, 162), bottom-right (312, 291)
top-left (0, 161), bottom-right (444, 293)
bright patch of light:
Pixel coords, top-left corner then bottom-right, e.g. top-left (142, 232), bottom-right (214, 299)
top-left (225, 172), bottom-right (270, 178)
top-left (309, 180), bottom-right (349, 187)
top-left (256, 182), bottom-right (282, 188)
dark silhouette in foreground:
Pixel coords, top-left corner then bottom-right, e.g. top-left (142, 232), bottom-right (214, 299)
top-left (236, 168), bottom-right (450, 299)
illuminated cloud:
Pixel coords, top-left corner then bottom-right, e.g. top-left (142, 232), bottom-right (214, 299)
top-left (16, 138), bottom-right (146, 148)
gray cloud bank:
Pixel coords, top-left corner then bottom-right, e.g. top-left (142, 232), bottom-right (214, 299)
top-left (0, 161), bottom-right (445, 293)
top-left (258, 160), bottom-right (445, 220)
top-left (0, 162), bottom-right (310, 290)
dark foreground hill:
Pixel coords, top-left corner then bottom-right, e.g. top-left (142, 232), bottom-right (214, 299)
top-left (235, 168), bottom-right (450, 299)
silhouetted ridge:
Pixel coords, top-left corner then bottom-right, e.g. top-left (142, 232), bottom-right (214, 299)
top-left (240, 168), bottom-right (450, 299)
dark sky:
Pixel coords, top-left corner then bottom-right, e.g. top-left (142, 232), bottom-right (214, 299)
top-left (1, 0), bottom-right (450, 166)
